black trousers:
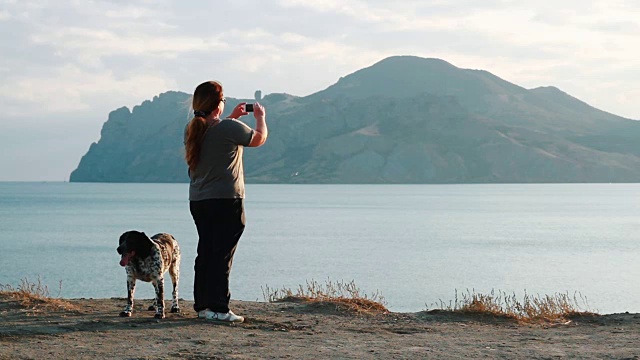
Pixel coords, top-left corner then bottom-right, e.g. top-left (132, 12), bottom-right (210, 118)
top-left (190, 198), bottom-right (246, 313)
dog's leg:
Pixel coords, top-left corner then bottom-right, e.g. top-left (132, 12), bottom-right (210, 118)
top-left (120, 276), bottom-right (136, 317)
top-left (148, 293), bottom-right (157, 311)
top-left (153, 277), bottom-right (165, 319)
top-left (169, 258), bottom-right (180, 313)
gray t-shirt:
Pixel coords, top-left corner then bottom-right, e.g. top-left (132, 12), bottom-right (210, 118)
top-left (187, 119), bottom-right (254, 201)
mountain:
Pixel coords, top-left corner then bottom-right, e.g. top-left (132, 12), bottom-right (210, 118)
top-left (70, 56), bottom-right (640, 183)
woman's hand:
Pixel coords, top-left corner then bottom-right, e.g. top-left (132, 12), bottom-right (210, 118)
top-left (253, 102), bottom-right (265, 120)
top-left (229, 102), bottom-right (249, 119)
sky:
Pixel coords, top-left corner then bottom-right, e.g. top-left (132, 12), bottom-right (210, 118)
top-left (1, 0), bottom-right (639, 181)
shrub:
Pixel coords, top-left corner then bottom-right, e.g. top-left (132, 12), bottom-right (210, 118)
top-left (431, 289), bottom-right (598, 324)
top-left (262, 279), bottom-right (388, 314)
top-left (0, 277), bottom-right (77, 312)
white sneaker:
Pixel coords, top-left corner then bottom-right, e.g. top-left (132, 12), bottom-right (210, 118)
top-left (198, 309), bottom-right (244, 323)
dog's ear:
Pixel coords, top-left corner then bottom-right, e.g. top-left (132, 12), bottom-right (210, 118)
top-left (132, 232), bottom-right (153, 259)
top-left (118, 232), bottom-right (129, 245)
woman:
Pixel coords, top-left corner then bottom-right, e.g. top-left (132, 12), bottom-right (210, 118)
top-left (184, 80), bottom-right (268, 322)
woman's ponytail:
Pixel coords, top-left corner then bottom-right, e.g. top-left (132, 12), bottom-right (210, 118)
top-left (185, 115), bottom-right (208, 171)
top-left (184, 81), bottom-right (223, 172)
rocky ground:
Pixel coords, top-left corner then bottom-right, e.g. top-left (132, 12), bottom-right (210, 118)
top-left (1, 295), bottom-right (639, 359)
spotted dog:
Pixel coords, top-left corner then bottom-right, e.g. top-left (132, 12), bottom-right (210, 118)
top-left (116, 230), bottom-right (181, 319)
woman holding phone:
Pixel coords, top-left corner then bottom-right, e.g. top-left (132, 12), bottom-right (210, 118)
top-left (184, 80), bottom-right (268, 322)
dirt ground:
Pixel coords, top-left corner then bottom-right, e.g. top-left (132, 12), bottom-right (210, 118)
top-left (1, 295), bottom-right (639, 359)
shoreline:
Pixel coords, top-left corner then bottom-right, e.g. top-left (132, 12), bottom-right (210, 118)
top-left (2, 296), bottom-right (639, 359)
top-left (52, 296), bottom-right (627, 317)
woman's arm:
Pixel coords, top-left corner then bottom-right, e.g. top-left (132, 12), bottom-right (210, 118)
top-left (247, 102), bottom-right (268, 147)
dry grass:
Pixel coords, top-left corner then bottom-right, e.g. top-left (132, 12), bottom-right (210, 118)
top-left (262, 279), bottom-right (388, 314)
top-left (431, 289), bottom-right (599, 324)
top-left (0, 277), bottom-right (78, 313)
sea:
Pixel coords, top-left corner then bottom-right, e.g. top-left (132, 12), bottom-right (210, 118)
top-left (0, 182), bottom-right (639, 314)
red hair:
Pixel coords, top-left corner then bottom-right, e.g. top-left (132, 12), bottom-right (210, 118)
top-left (185, 81), bottom-right (224, 171)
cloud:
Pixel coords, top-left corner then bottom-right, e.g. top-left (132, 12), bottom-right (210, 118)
top-left (588, 21), bottom-right (640, 34)
top-left (0, 64), bottom-right (175, 115)
top-left (30, 27), bottom-right (227, 66)
top-left (0, 0), bottom-right (385, 124)
top-left (2, 0), bottom-right (639, 118)
top-left (2, 0), bottom-right (640, 180)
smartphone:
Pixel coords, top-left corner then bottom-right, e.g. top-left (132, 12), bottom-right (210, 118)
top-left (245, 103), bottom-right (254, 112)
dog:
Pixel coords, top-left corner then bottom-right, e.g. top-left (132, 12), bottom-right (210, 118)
top-left (116, 230), bottom-right (181, 319)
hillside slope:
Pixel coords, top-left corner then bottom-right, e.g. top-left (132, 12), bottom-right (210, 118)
top-left (70, 56), bottom-right (640, 183)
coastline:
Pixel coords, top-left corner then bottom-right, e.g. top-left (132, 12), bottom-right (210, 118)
top-left (2, 182), bottom-right (640, 317)
top-left (1, 296), bottom-right (639, 359)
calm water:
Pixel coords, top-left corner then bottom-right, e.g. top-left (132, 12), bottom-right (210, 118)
top-left (0, 182), bottom-right (639, 314)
